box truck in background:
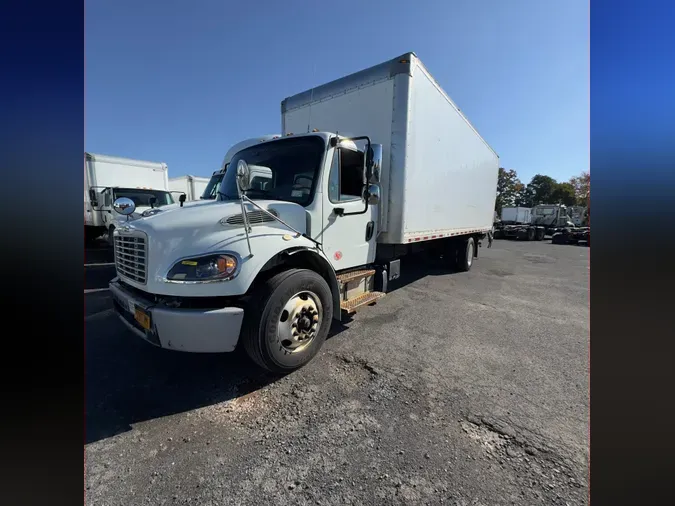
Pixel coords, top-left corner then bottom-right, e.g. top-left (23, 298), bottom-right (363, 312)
top-left (169, 175), bottom-right (209, 202)
top-left (108, 52), bottom-right (499, 373)
top-left (201, 135), bottom-right (281, 200)
top-left (84, 153), bottom-right (175, 244)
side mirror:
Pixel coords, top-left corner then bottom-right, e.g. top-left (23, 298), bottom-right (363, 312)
top-left (236, 159), bottom-right (251, 191)
top-left (113, 197), bottom-right (136, 216)
top-left (179, 193), bottom-right (186, 207)
top-left (366, 184), bottom-right (381, 205)
top-left (366, 144), bottom-right (383, 184)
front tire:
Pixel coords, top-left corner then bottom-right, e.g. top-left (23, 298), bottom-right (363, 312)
top-left (242, 269), bottom-right (333, 373)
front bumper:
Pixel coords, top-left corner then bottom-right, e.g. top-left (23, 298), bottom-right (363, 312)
top-left (109, 278), bottom-right (244, 353)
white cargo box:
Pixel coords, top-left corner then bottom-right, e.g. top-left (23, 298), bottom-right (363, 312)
top-left (169, 175), bottom-right (210, 201)
top-left (85, 153), bottom-right (169, 192)
top-left (281, 52), bottom-right (499, 245)
top-left (501, 206), bottom-right (532, 224)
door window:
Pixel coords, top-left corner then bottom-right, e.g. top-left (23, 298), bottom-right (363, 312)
top-left (328, 148), bottom-right (364, 203)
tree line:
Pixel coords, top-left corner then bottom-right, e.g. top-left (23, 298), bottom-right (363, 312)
top-left (495, 169), bottom-right (590, 215)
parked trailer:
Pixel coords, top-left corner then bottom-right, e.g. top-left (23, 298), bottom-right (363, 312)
top-left (493, 206), bottom-right (546, 241)
top-left (108, 52), bottom-right (499, 373)
top-left (169, 175), bottom-right (209, 201)
top-left (84, 153), bottom-right (174, 244)
top-left (494, 204), bottom-right (576, 241)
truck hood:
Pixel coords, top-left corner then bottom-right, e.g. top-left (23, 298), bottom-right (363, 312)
top-left (124, 199), bottom-right (308, 256)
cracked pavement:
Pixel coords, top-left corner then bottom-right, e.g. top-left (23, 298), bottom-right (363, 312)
top-left (85, 240), bottom-right (589, 505)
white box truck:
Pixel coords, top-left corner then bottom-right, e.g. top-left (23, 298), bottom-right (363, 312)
top-left (169, 175), bottom-right (210, 202)
top-left (84, 153), bottom-right (176, 244)
top-left (108, 52), bottom-right (499, 373)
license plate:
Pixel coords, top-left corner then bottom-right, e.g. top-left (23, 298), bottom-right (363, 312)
top-left (134, 308), bottom-right (151, 330)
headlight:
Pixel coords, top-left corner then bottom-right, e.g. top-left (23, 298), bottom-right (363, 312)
top-left (166, 253), bottom-right (239, 282)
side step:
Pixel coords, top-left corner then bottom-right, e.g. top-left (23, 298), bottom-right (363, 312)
top-left (336, 269), bottom-right (376, 284)
top-left (340, 291), bottom-right (385, 314)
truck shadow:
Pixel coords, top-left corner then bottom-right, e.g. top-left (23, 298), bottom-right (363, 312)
top-left (85, 252), bottom-right (464, 445)
top-left (85, 315), bottom-right (286, 444)
top-left (86, 307), bottom-right (354, 445)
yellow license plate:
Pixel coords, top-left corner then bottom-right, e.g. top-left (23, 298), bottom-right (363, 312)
top-left (134, 308), bottom-right (151, 330)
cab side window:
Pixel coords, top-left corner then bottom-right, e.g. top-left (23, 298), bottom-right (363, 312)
top-left (328, 148), bottom-right (364, 203)
top-left (104, 190), bottom-right (111, 207)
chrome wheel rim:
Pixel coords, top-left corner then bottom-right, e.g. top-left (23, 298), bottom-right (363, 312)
top-left (467, 241), bottom-right (474, 266)
top-left (277, 291), bottom-right (322, 353)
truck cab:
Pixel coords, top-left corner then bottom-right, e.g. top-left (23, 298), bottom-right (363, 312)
top-left (109, 132), bottom-right (382, 372)
top-left (531, 204), bottom-right (575, 229)
top-left (91, 186), bottom-right (176, 244)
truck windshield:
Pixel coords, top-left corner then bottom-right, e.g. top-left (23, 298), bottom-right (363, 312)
top-left (202, 173), bottom-right (224, 200)
top-left (113, 189), bottom-right (175, 207)
top-left (219, 136), bottom-right (325, 206)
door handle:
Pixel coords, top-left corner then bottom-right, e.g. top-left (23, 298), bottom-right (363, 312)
top-left (365, 221), bottom-right (374, 241)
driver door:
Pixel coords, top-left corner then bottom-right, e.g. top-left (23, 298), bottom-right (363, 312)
top-left (321, 146), bottom-right (378, 271)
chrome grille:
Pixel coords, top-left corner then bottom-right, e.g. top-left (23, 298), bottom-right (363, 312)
top-left (225, 208), bottom-right (278, 226)
top-left (114, 232), bottom-right (147, 284)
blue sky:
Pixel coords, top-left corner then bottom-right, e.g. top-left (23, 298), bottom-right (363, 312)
top-left (85, 0), bottom-right (588, 185)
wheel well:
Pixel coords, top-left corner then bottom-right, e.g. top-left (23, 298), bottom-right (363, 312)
top-left (249, 248), bottom-right (341, 320)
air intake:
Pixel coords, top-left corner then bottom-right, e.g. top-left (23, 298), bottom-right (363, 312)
top-left (225, 208), bottom-right (279, 226)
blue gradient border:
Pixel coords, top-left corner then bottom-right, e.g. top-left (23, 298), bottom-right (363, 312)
top-left (591, 0), bottom-right (675, 504)
top-left (0, 2), bottom-right (84, 505)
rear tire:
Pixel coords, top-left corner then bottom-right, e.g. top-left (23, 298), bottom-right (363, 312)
top-left (242, 268), bottom-right (333, 374)
top-left (456, 237), bottom-right (475, 272)
top-left (527, 227), bottom-right (536, 241)
top-left (535, 228), bottom-right (545, 241)
top-left (552, 233), bottom-right (565, 244)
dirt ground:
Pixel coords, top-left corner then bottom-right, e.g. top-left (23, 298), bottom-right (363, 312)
top-left (85, 239), bottom-right (589, 505)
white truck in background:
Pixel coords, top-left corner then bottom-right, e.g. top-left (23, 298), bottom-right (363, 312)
top-left (201, 135), bottom-right (281, 200)
top-left (494, 203), bottom-right (577, 241)
top-left (501, 206), bottom-right (532, 224)
top-left (84, 153), bottom-right (176, 244)
top-left (108, 52), bottom-right (499, 373)
top-left (169, 175), bottom-right (210, 202)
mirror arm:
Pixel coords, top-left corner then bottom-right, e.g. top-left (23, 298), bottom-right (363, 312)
top-left (336, 198), bottom-right (369, 217)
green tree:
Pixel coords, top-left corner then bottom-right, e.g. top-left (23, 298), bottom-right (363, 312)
top-left (495, 168), bottom-right (524, 214)
top-left (569, 171), bottom-right (590, 206)
top-left (518, 174), bottom-right (558, 206)
top-left (551, 182), bottom-right (577, 206)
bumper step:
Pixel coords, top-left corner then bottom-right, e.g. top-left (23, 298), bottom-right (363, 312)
top-left (340, 291), bottom-right (385, 314)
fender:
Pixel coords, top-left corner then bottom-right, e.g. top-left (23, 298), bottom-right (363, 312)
top-left (255, 246), bottom-right (342, 321)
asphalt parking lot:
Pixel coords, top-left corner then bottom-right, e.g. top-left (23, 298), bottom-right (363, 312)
top-left (85, 239), bottom-right (589, 506)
